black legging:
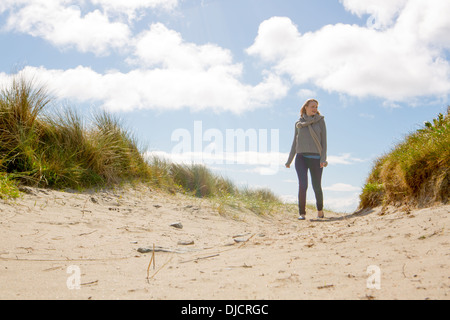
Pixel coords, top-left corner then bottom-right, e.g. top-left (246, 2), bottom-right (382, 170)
top-left (295, 153), bottom-right (323, 216)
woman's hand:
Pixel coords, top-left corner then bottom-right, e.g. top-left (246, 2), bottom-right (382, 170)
top-left (285, 164), bottom-right (290, 168)
top-left (320, 162), bottom-right (328, 168)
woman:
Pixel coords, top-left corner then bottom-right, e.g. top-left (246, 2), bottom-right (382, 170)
top-left (285, 99), bottom-right (327, 220)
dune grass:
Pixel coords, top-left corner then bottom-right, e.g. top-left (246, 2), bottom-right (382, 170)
top-left (0, 173), bottom-right (20, 200)
top-left (145, 156), bottom-right (291, 216)
top-left (0, 74), bottom-right (286, 216)
top-left (359, 108), bottom-right (450, 209)
top-left (0, 75), bottom-right (150, 189)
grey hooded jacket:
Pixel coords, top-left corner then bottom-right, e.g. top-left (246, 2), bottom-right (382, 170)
top-left (286, 114), bottom-right (327, 166)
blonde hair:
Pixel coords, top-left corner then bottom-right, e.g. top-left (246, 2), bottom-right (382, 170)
top-left (300, 98), bottom-right (320, 117)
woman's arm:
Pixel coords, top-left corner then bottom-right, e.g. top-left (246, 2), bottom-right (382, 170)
top-left (320, 119), bottom-right (327, 166)
top-left (285, 123), bottom-right (298, 168)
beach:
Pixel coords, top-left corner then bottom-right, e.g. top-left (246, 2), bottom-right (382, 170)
top-left (0, 185), bottom-right (448, 300)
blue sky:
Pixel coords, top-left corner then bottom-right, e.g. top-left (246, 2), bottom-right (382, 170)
top-left (1, 0), bottom-right (449, 212)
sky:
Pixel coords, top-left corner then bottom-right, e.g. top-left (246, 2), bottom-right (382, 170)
top-left (0, 0), bottom-right (449, 213)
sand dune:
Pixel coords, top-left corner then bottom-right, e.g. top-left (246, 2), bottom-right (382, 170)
top-left (0, 185), bottom-right (448, 300)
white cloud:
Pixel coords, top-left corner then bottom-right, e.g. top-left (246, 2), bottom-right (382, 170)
top-left (145, 150), bottom-right (286, 176)
top-left (0, 0), bottom-right (178, 17)
top-left (246, 17), bottom-right (300, 62)
top-left (3, 1), bottom-right (131, 55)
top-left (247, 1), bottom-right (450, 102)
top-left (131, 23), bottom-right (236, 70)
top-left (146, 150), bottom-right (286, 167)
top-left (0, 0), bottom-right (180, 55)
top-left (6, 63), bottom-right (287, 114)
top-left (1, 17), bottom-right (289, 113)
top-left (297, 88), bottom-right (317, 99)
top-left (145, 150), bottom-right (366, 168)
top-left (341, 0), bottom-right (450, 50)
top-left (394, 0), bottom-right (450, 49)
top-left (327, 153), bottom-right (366, 165)
top-left (246, 166), bottom-right (280, 176)
top-left (126, 23), bottom-right (288, 113)
top-left (0, 0), bottom-right (289, 114)
top-left (4, 1), bottom-right (448, 114)
top-left (90, 0), bottom-right (178, 20)
top-left (340, 0), bottom-right (408, 29)
top-left (279, 194), bottom-right (297, 204)
top-left (0, 0), bottom-right (29, 13)
top-left (324, 194), bottom-right (360, 213)
top-left (280, 192), bottom-right (361, 212)
top-left (323, 183), bottom-right (361, 192)
top-left (382, 101), bottom-right (401, 109)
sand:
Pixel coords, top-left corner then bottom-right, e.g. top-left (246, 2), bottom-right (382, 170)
top-left (0, 185), bottom-right (448, 300)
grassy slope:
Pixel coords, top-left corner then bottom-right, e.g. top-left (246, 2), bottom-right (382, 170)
top-left (359, 108), bottom-right (449, 209)
top-left (0, 75), bottom-right (296, 216)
